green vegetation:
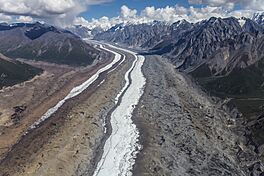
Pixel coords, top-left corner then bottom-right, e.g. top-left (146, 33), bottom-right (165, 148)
top-left (191, 58), bottom-right (264, 146)
top-left (190, 64), bottom-right (212, 78)
top-left (0, 59), bottom-right (42, 89)
top-left (192, 58), bottom-right (264, 115)
top-left (2, 39), bottom-right (97, 66)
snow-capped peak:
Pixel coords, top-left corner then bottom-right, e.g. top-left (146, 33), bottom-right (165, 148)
top-left (238, 17), bottom-right (246, 27)
top-left (252, 12), bottom-right (264, 25)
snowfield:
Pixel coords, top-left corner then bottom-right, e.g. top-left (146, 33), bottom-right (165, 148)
top-left (93, 47), bottom-right (146, 176)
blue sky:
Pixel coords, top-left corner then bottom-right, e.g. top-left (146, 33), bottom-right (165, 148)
top-left (82, 0), bottom-right (197, 20)
top-left (71, 0), bottom-right (261, 30)
top-left (0, 0), bottom-right (261, 28)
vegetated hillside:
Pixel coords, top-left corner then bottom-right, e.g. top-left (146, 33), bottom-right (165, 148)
top-left (0, 22), bottom-right (101, 66)
top-left (187, 21), bottom-right (264, 148)
top-left (189, 21), bottom-right (264, 111)
top-left (0, 53), bottom-right (42, 89)
top-left (191, 56), bottom-right (264, 148)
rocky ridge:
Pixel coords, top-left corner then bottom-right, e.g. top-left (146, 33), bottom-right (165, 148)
top-left (0, 22), bottom-right (102, 66)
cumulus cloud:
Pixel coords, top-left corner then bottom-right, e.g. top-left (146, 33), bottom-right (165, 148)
top-left (0, 0), bottom-right (260, 29)
top-left (0, 13), bottom-right (12, 22)
top-left (0, 0), bottom-right (112, 26)
top-left (74, 16), bottom-right (113, 29)
top-left (74, 4), bottom-right (257, 30)
top-left (120, 5), bottom-right (137, 18)
top-left (16, 16), bottom-right (33, 23)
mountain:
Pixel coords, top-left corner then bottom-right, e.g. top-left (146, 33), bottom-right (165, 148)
top-left (141, 20), bottom-right (194, 49)
top-left (148, 17), bottom-right (264, 117)
top-left (93, 19), bottom-right (195, 49)
top-left (94, 16), bottom-right (264, 96)
top-left (153, 17), bottom-right (248, 69)
top-left (94, 16), bottom-right (264, 149)
top-left (67, 25), bottom-right (92, 38)
top-left (94, 21), bottom-right (172, 48)
top-left (253, 12), bottom-right (264, 25)
top-left (170, 17), bottom-right (264, 148)
top-left (95, 17), bottom-right (264, 72)
top-left (67, 25), bottom-right (104, 39)
top-left (0, 53), bottom-right (42, 89)
top-left (0, 22), bottom-right (101, 66)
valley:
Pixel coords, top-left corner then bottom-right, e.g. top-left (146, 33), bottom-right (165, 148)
top-left (0, 43), bottom-right (144, 176)
top-left (0, 40), bottom-right (263, 176)
top-left (0, 6), bottom-right (264, 176)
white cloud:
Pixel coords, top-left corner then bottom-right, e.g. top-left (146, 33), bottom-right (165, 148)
top-left (0, 0), bottom-right (112, 26)
top-left (74, 16), bottom-right (113, 29)
top-left (121, 5), bottom-right (137, 18)
top-left (74, 4), bottom-right (256, 30)
top-left (0, 0), bottom-right (260, 29)
top-left (16, 16), bottom-right (33, 23)
top-left (0, 13), bottom-right (12, 22)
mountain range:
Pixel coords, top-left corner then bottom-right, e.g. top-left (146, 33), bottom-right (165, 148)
top-left (1, 8), bottom-right (264, 176)
top-left (1, 12), bottom-right (264, 152)
top-left (67, 25), bottom-right (104, 39)
top-left (253, 12), bottom-right (264, 25)
top-left (94, 16), bottom-right (264, 70)
top-left (91, 13), bottom-right (264, 148)
top-left (0, 22), bottom-right (101, 66)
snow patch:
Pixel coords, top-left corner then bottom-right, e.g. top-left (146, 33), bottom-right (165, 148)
top-left (238, 18), bottom-right (246, 27)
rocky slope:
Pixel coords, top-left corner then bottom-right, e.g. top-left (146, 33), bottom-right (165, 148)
top-left (133, 55), bottom-right (262, 176)
top-left (0, 45), bottom-right (134, 176)
top-left (93, 16), bottom-right (264, 175)
top-left (94, 17), bottom-right (264, 71)
top-left (253, 12), bottom-right (264, 25)
top-left (0, 22), bottom-right (101, 66)
top-left (93, 17), bottom-right (264, 111)
top-left (67, 25), bottom-right (104, 39)
top-left (94, 21), bottom-right (172, 48)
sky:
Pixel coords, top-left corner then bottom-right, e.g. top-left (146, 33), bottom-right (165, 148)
top-left (82, 0), bottom-right (191, 20)
top-left (0, 0), bottom-right (263, 29)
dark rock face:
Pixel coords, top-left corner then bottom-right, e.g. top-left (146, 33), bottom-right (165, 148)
top-left (0, 22), bottom-right (101, 66)
top-left (25, 23), bottom-right (67, 40)
top-left (93, 17), bottom-right (264, 101)
top-left (11, 106), bottom-right (27, 124)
